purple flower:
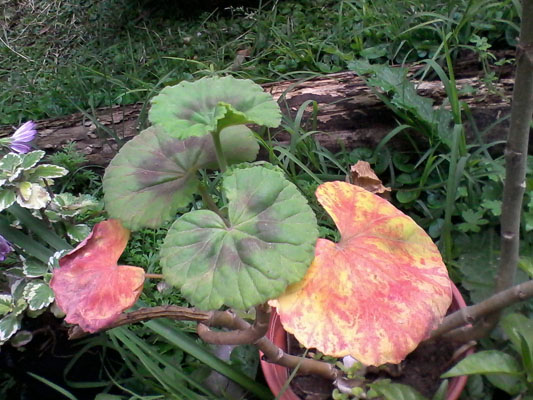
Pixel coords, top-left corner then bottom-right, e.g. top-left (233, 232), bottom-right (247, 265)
top-left (0, 235), bottom-right (12, 262)
top-left (9, 121), bottom-right (37, 154)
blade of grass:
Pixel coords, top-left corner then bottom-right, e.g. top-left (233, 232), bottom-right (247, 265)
top-left (8, 204), bottom-right (71, 251)
top-left (110, 327), bottom-right (205, 399)
top-left (0, 217), bottom-right (53, 263)
top-left (441, 124), bottom-right (467, 262)
top-left (63, 337), bottom-right (114, 389)
top-left (141, 315), bottom-right (273, 400)
top-left (27, 372), bottom-right (78, 400)
top-left (275, 348), bottom-right (308, 400)
top-left (273, 146), bottom-right (322, 184)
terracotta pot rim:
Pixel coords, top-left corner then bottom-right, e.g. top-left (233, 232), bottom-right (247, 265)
top-left (260, 282), bottom-right (473, 400)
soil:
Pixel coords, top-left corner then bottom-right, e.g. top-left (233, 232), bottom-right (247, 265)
top-left (287, 334), bottom-right (459, 400)
top-left (0, 312), bottom-right (123, 400)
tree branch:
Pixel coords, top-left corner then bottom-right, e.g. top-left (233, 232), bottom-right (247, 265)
top-left (430, 280), bottom-right (533, 340)
top-left (459, 0), bottom-right (533, 340)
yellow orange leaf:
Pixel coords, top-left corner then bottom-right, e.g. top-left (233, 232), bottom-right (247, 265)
top-left (50, 220), bottom-right (145, 333)
top-left (270, 181), bottom-right (451, 366)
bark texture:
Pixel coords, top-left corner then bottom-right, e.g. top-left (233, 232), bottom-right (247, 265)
top-left (0, 54), bottom-right (517, 166)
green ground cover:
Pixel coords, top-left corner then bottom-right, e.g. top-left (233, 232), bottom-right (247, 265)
top-left (1, 0), bottom-right (518, 124)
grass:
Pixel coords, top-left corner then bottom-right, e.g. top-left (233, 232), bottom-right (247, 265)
top-left (0, 0), bottom-right (519, 125)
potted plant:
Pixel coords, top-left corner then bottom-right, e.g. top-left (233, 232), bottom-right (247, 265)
top-left (48, 8), bottom-right (533, 395)
top-left (261, 284), bottom-right (472, 400)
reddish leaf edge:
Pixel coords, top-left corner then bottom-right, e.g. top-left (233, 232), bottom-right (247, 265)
top-left (50, 219), bottom-right (146, 333)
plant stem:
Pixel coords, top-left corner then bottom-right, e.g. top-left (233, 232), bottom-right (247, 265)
top-left (144, 273), bottom-right (163, 279)
top-left (197, 304), bottom-right (270, 345)
top-left (440, 1), bottom-right (533, 340)
top-left (68, 305), bottom-right (214, 339)
top-left (211, 129), bottom-right (228, 172)
top-left (68, 304), bottom-right (340, 380)
top-left (198, 183), bottom-right (230, 226)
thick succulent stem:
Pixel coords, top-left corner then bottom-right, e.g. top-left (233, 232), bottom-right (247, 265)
top-left (68, 304), bottom-right (340, 380)
top-left (197, 304), bottom-right (271, 345)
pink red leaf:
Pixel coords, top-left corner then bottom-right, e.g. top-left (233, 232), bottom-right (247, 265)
top-left (50, 220), bottom-right (145, 333)
top-left (270, 181), bottom-right (452, 366)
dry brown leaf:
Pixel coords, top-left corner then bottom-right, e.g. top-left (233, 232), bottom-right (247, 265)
top-left (348, 161), bottom-right (391, 200)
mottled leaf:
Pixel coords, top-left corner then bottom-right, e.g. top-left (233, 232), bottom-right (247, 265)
top-left (149, 76), bottom-right (281, 138)
top-left (0, 153), bottom-right (23, 182)
top-left (104, 125), bottom-right (259, 230)
top-left (11, 298), bottom-right (27, 316)
top-left (0, 189), bottom-right (15, 211)
top-left (23, 281), bottom-right (55, 311)
top-left (161, 165), bottom-right (318, 310)
top-left (20, 150), bottom-right (45, 169)
top-left (442, 351), bottom-right (522, 377)
top-left (271, 181), bottom-right (452, 366)
top-left (47, 193), bottom-right (100, 219)
top-left (50, 220), bottom-right (145, 333)
top-left (23, 257), bottom-right (49, 277)
top-left (66, 223), bottom-right (91, 242)
top-left (48, 249), bottom-right (69, 270)
top-left (0, 313), bottom-right (22, 344)
top-left (0, 295), bottom-right (13, 316)
top-left (16, 182), bottom-right (50, 209)
top-left (26, 164), bottom-right (68, 180)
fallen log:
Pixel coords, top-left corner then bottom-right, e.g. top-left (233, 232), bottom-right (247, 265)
top-left (0, 59), bottom-right (517, 166)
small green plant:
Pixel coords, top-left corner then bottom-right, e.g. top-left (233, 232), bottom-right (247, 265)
top-left (443, 313), bottom-right (533, 397)
top-left (44, 74), bottom-right (532, 400)
top-left (0, 122), bottom-right (102, 347)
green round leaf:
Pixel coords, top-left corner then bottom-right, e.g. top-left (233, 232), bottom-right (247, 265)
top-left (161, 165), bottom-right (318, 310)
top-left (104, 125), bottom-right (259, 230)
top-left (149, 76), bottom-right (281, 138)
top-left (396, 189), bottom-right (420, 203)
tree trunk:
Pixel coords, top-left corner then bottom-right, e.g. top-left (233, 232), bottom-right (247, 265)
top-left (0, 55), bottom-right (517, 166)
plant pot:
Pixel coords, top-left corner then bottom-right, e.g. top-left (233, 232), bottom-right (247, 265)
top-left (260, 283), bottom-right (473, 400)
